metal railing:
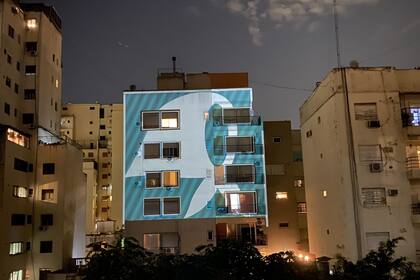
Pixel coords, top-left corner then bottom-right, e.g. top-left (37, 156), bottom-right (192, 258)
top-left (213, 115), bottom-right (261, 126)
top-left (412, 203), bottom-right (420, 215)
top-left (216, 204), bottom-right (258, 215)
top-left (406, 156), bottom-right (420, 170)
top-left (216, 233), bottom-right (267, 246)
top-left (215, 173), bottom-right (265, 184)
top-left (213, 144), bottom-right (264, 155)
top-left (401, 108), bottom-right (420, 127)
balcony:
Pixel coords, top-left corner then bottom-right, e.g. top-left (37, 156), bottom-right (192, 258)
top-left (213, 144), bottom-right (264, 155)
top-left (216, 204), bottom-right (258, 215)
top-left (213, 115), bottom-right (261, 126)
top-left (406, 156), bottom-right (420, 180)
top-left (401, 108), bottom-right (420, 135)
top-left (215, 173), bottom-right (265, 185)
top-left (412, 203), bottom-right (420, 223)
top-left (216, 223), bottom-right (267, 246)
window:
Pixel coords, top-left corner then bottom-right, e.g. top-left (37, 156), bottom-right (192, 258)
top-left (142, 111), bottom-right (160, 130)
top-left (102, 174), bottom-right (108, 179)
top-left (27, 19), bottom-right (37, 29)
top-left (13, 186), bottom-right (28, 198)
top-left (354, 103), bottom-right (378, 120)
top-left (7, 54), bottom-right (12, 64)
top-left (225, 192), bottom-right (256, 214)
top-left (16, 61), bottom-right (20, 71)
top-left (102, 152), bottom-right (108, 157)
top-left (42, 163), bottom-right (55, 175)
top-left (322, 190), bottom-right (328, 197)
top-left (294, 179), bottom-right (304, 187)
top-left (102, 163), bottom-right (108, 168)
top-left (279, 222), bottom-right (289, 228)
top-left (14, 83), bottom-right (19, 94)
top-left (100, 136), bottom-right (106, 141)
top-left (88, 152), bottom-right (94, 157)
top-left (161, 111), bottom-right (179, 129)
top-left (144, 143), bottom-right (161, 159)
top-left (146, 172), bottom-right (161, 188)
top-left (361, 188), bottom-right (386, 208)
top-left (4, 103), bottom-right (10, 115)
top-left (163, 171), bottom-right (179, 187)
top-left (24, 89), bottom-right (36, 99)
top-left (225, 165), bottom-right (254, 183)
top-left (273, 137), bottom-right (282, 143)
top-left (41, 189), bottom-right (54, 202)
top-left (25, 65), bottom-right (36, 75)
top-left (163, 197), bottom-right (180, 215)
top-left (297, 202), bottom-right (307, 213)
top-left (9, 270), bottom-right (23, 280)
top-left (275, 192), bottom-right (288, 200)
top-left (89, 107), bottom-right (95, 110)
top-left (226, 136), bottom-right (254, 153)
top-left (8, 25), bottom-right (15, 38)
top-left (22, 113), bottom-right (34, 124)
top-left (162, 142), bottom-right (179, 158)
top-left (41, 214), bottom-right (53, 226)
top-left (6, 76), bottom-right (11, 87)
top-left (100, 108), bottom-right (104, 118)
top-left (7, 128), bottom-right (30, 148)
top-left (100, 125), bottom-right (106, 129)
top-left (40, 241), bottom-right (53, 253)
top-left (144, 198), bottom-right (160, 216)
top-left (292, 151), bottom-right (303, 162)
top-left (366, 232), bottom-right (389, 252)
top-left (359, 145), bottom-right (382, 162)
top-left (25, 42), bottom-right (37, 52)
top-left (144, 233), bottom-right (160, 251)
top-left (14, 158), bottom-right (30, 172)
top-left (223, 108), bottom-right (251, 124)
top-left (11, 214), bottom-right (25, 225)
top-left (9, 242), bottom-right (24, 255)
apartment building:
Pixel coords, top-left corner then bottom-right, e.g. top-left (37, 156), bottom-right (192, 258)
top-left (300, 67), bottom-right (420, 262)
top-left (61, 103), bottom-right (124, 233)
top-left (124, 71), bottom-right (268, 253)
top-left (0, 1), bottom-right (86, 280)
top-left (263, 121), bottom-right (309, 256)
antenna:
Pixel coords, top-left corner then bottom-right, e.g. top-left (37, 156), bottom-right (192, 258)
top-left (333, 0), bottom-right (341, 67)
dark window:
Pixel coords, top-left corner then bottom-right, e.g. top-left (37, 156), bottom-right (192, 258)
top-left (26, 242), bottom-right (31, 251)
top-left (14, 158), bottom-right (29, 172)
top-left (99, 136), bottom-right (106, 141)
top-left (142, 112), bottom-right (159, 130)
top-left (279, 222), bottom-right (289, 228)
top-left (273, 137), bottom-right (281, 143)
top-left (7, 54), bottom-right (12, 64)
top-left (8, 25), bottom-right (15, 38)
top-left (54, 102), bottom-right (57, 111)
top-left (27, 215), bottom-right (32, 224)
top-left (41, 214), bottom-right (53, 226)
top-left (100, 125), bottom-right (106, 129)
top-left (11, 214), bottom-right (25, 225)
top-left (40, 241), bottom-right (53, 253)
top-left (163, 142), bottom-right (179, 158)
top-left (14, 108), bottom-right (17, 117)
top-left (62, 107), bottom-right (67, 111)
top-left (223, 108), bottom-right (251, 124)
top-left (22, 113), bottom-right (34, 124)
top-left (226, 165), bottom-right (255, 183)
top-left (24, 89), bottom-right (36, 100)
top-left (5, 77), bottom-right (11, 87)
top-left (14, 83), bottom-right (19, 94)
top-left (4, 103), bottom-right (10, 115)
top-left (144, 199), bottom-right (161, 215)
top-left (42, 163), bottom-right (55, 175)
top-left (146, 172), bottom-right (161, 188)
top-left (144, 143), bottom-right (161, 159)
top-left (16, 61), bottom-right (20, 71)
top-left (25, 65), bottom-right (36, 75)
top-left (25, 42), bottom-right (37, 52)
top-left (100, 108), bottom-right (104, 118)
top-left (89, 107), bottom-right (95, 110)
top-left (163, 197), bottom-right (180, 215)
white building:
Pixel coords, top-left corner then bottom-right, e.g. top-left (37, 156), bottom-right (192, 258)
top-left (300, 67), bottom-right (420, 262)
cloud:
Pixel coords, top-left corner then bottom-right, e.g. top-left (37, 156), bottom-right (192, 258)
top-left (222, 0), bottom-right (382, 46)
top-left (186, 5), bottom-right (201, 17)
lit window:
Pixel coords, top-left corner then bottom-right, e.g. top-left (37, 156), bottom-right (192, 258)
top-left (145, 172), bottom-right (161, 188)
top-left (41, 189), bottom-right (54, 202)
top-left (27, 19), bottom-right (37, 29)
top-left (294, 179), bottom-right (304, 187)
top-left (163, 171), bottom-right (179, 187)
top-left (55, 79), bottom-right (59, 88)
top-left (161, 111), bottom-right (179, 129)
top-left (7, 128), bottom-right (30, 148)
top-left (322, 190), bottom-right (328, 197)
top-left (13, 186), bottom-right (28, 198)
top-left (9, 242), bottom-right (23, 255)
top-left (297, 202), bottom-right (307, 213)
top-left (276, 192), bottom-right (288, 200)
top-left (225, 192), bottom-right (256, 214)
top-left (9, 270), bottom-right (23, 280)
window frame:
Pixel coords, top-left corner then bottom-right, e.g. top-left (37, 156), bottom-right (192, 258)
top-left (144, 142), bottom-right (162, 159)
top-left (39, 240), bottom-right (53, 253)
top-left (162, 142), bottom-right (180, 159)
top-left (145, 172), bottom-right (162, 189)
top-left (225, 164), bottom-right (255, 184)
top-left (222, 107), bottom-right (251, 125)
top-left (361, 187), bottom-right (387, 208)
top-left (9, 241), bottom-right (24, 256)
top-left (224, 191), bottom-right (257, 214)
top-left (141, 110), bottom-right (180, 131)
top-left (143, 198), bottom-right (161, 216)
top-left (162, 170), bottom-right (180, 188)
top-left (42, 163), bottom-right (55, 175)
top-left (225, 136), bottom-right (255, 154)
top-left (163, 196), bottom-right (181, 215)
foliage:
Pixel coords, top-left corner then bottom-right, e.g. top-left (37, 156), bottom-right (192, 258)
top-left (82, 236), bottom-right (419, 280)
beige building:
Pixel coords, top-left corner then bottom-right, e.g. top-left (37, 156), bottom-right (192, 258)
top-left (61, 103), bottom-right (124, 234)
top-left (0, 1), bottom-right (86, 280)
top-left (300, 67), bottom-right (420, 262)
top-left (263, 121), bottom-right (309, 256)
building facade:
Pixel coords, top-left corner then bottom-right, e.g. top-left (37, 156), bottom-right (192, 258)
top-left (61, 103), bottom-right (124, 234)
top-left (0, 2), bottom-right (86, 280)
top-left (263, 121), bottom-right (309, 256)
top-left (123, 86), bottom-right (268, 253)
top-left (300, 67), bottom-right (420, 262)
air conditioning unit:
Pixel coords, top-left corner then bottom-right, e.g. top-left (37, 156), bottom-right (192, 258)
top-left (367, 120), bottom-right (381, 128)
top-left (387, 189), bottom-right (398, 197)
top-left (369, 162), bottom-right (383, 173)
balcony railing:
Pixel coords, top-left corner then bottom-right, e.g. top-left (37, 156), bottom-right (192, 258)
top-left (217, 232), bottom-right (267, 246)
top-left (412, 203), bottom-right (420, 215)
top-left (401, 108), bottom-right (420, 127)
top-left (213, 116), bottom-right (261, 126)
top-left (215, 173), bottom-right (265, 185)
top-left (216, 204), bottom-right (259, 215)
top-left (213, 144), bottom-right (264, 155)
top-left (407, 156), bottom-right (420, 170)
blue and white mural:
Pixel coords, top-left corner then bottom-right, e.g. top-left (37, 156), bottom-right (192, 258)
top-left (123, 88), bottom-right (267, 221)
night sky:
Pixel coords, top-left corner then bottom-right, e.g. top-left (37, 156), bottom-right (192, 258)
top-left (25, 0), bottom-right (420, 127)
